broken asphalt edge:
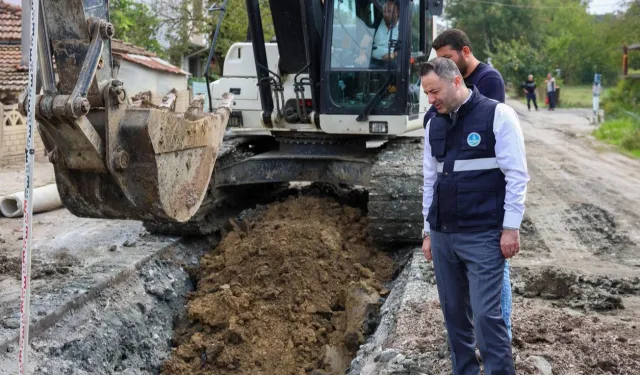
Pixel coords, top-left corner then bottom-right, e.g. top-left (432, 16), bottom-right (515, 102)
top-left (0, 237), bottom-right (184, 354)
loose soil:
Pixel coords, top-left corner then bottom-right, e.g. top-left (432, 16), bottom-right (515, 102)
top-left (161, 195), bottom-right (397, 375)
top-left (511, 300), bottom-right (640, 375)
top-left (395, 298), bottom-right (640, 375)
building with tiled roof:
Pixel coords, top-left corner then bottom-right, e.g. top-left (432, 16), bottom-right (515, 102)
top-left (0, 0), bottom-right (25, 104)
top-left (0, 0), bottom-right (43, 166)
top-left (0, 1), bottom-right (20, 42)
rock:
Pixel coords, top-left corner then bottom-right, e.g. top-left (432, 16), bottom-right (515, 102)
top-left (2, 318), bottom-right (20, 329)
top-left (513, 282), bottom-right (526, 294)
top-left (440, 329), bottom-right (448, 339)
top-left (376, 348), bottom-right (400, 363)
top-left (108, 245), bottom-right (117, 252)
top-left (123, 239), bottom-right (136, 247)
top-left (438, 341), bottom-right (450, 359)
top-left (353, 263), bottom-right (374, 279)
top-left (526, 355), bottom-right (553, 375)
top-left (310, 370), bottom-right (330, 375)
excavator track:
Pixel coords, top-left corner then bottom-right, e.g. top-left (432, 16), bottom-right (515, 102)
top-left (367, 137), bottom-right (424, 244)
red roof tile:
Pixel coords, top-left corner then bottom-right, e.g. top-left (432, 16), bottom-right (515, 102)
top-left (120, 54), bottom-right (189, 76)
top-left (111, 39), bottom-right (157, 58)
top-left (0, 1), bottom-right (21, 42)
top-left (112, 39), bottom-right (187, 75)
top-left (0, 45), bottom-right (27, 91)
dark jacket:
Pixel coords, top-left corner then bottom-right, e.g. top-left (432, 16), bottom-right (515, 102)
top-left (426, 86), bottom-right (506, 233)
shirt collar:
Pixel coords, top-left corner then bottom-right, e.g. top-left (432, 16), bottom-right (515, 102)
top-left (450, 89), bottom-right (473, 119)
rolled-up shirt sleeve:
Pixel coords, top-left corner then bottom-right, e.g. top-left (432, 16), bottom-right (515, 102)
top-left (493, 103), bottom-right (530, 229)
top-left (423, 119), bottom-right (438, 233)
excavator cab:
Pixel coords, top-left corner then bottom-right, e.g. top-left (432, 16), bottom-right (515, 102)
top-left (22, 0), bottom-right (233, 223)
top-left (234, 0), bottom-right (442, 135)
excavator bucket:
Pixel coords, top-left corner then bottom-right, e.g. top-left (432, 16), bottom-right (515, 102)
top-left (22, 0), bottom-right (233, 223)
top-left (36, 96), bottom-right (233, 223)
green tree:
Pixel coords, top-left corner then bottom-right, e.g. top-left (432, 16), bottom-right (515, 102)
top-left (154, 0), bottom-right (274, 71)
top-left (487, 37), bottom-right (548, 88)
top-left (109, 0), bottom-right (166, 57)
top-left (444, 0), bottom-right (549, 61)
top-left (444, 0), bottom-right (630, 85)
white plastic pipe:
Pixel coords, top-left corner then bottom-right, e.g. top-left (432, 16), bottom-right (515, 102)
top-left (0, 184), bottom-right (62, 218)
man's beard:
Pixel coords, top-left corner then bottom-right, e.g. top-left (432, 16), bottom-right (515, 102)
top-left (458, 60), bottom-right (468, 77)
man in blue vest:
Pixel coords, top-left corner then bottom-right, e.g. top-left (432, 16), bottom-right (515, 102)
top-left (421, 57), bottom-right (529, 375)
top-left (425, 28), bottom-right (514, 343)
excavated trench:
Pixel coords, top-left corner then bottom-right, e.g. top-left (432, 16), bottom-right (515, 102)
top-left (23, 184), bottom-right (411, 375)
top-left (160, 187), bottom-right (404, 375)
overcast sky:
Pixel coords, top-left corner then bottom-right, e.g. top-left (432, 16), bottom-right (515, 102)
top-left (587, 0), bottom-right (628, 14)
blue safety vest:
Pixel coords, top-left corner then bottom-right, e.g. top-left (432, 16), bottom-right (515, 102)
top-left (426, 86), bottom-right (506, 233)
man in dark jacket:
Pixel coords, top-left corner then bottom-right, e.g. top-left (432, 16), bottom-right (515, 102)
top-left (424, 29), bottom-right (505, 125)
top-left (421, 57), bottom-right (529, 375)
top-left (423, 28), bottom-right (514, 343)
top-left (522, 74), bottom-right (538, 111)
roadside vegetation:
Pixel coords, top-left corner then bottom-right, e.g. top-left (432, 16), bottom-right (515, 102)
top-left (594, 78), bottom-right (640, 157)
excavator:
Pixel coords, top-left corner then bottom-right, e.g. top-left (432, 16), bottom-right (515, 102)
top-left (22, 0), bottom-right (443, 244)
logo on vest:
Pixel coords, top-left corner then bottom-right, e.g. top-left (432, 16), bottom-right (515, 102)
top-left (467, 132), bottom-right (481, 147)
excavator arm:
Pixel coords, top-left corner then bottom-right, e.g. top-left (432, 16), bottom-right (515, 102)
top-left (20, 0), bottom-right (233, 223)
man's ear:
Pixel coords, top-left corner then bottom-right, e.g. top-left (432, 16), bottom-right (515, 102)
top-left (461, 46), bottom-right (471, 58)
top-left (454, 75), bottom-right (463, 88)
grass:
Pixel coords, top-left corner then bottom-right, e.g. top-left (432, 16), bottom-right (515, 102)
top-left (594, 116), bottom-right (640, 158)
top-left (557, 85), bottom-right (597, 108)
top-left (518, 85), bottom-right (598, 109)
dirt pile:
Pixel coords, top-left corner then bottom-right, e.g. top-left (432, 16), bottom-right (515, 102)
top-left (161, 195), bottom-right (397, 375)
top-left (512, 267), bottom-right (640, 311)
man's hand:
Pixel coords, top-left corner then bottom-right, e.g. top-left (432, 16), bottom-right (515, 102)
top-left (381, 52), bottom-right (397, 61)
top-left (355, 52), bottom-right (367, 65)
top-left (501, 229), bottom-right (520, 258)
top-left (422, 236), bottom-right (432, 261)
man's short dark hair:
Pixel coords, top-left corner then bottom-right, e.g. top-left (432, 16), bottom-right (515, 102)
top-left (432, 29), bottom-right (472, 52)
top-left (419, 57), bottom-right (461, 82)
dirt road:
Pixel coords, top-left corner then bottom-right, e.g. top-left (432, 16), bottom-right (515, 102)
top-left (508, 99), bottom-right (640, 315)
top-left (513, 100), bottom-right (640, 271)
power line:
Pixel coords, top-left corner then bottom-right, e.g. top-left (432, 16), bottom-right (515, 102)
top-left (462, 0), bottom-right (624, 10)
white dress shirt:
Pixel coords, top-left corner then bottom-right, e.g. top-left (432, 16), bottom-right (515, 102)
top-left (422, 95), bottom-right (530, 234)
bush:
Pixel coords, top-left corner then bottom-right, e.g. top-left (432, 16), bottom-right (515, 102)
top-left (595, 79), bottom-right (640, 157)
top-left (601, 78), bottom-right (640, 117)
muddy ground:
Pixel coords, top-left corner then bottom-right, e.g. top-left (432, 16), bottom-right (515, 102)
top-left (0, 98), bottom-right (639, 374)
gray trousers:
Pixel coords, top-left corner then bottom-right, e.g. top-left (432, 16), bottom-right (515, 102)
top-left (431, 230), bottom-right (515, 375)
